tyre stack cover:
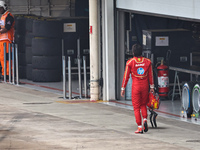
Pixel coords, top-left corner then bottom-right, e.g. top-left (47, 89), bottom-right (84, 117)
top-left (192, 83), bottom-right (200, 114)
top-left (32, 19), bottom-right (62, 82)
top-left (182, 82), bottom-right (194, 117)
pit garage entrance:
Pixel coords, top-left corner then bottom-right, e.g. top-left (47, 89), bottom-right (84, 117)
top-left (116, 0), bottom-right (200, 121)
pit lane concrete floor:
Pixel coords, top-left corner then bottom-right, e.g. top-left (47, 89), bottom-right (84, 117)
top-left (0, 81), bottom-right (200, 149)
top-left (19, 79), bottom-right (200, 126)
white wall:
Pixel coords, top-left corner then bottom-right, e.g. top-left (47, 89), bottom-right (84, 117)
top-left (116, 0), bottom-right (200, 21)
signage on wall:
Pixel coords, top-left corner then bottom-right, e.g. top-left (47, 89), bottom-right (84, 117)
top-left (64, 23), bottom-right (76, 32)
top-left (155, 36), bottom-right (169, 46)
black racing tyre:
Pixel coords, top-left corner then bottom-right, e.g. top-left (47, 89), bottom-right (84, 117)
top-left (14, 34), bottom-right (25, 43)
top-left (192, 83), bottom-right (200, 113)
top-left (18, 52), bottom-right (26, 66)
top-left (32, 56), bottom-right (61, 69)
top-left (26, 64), bottom-right (32, 80)
top-left (182, 82), bottom-right (195, 117)
top-left (17, 43), bottom-right (26, 53)
top-left (25, 32), bottom-right (34, 46)
top-left (25, 47), bottom-right (32, 64)
top-left (15, 17), bottom-right (26, 35)
top-left (14, 34), bottom-right (26, 53)
top-left (25, 18), bottom-right (33, 32)
top-left (32, 19), bottom-right (62, 38)
top-left (25, 16), bottom-right (38, 32)
top-left (19, 65), bottom-right (26, 79)
top-left (32, 69), bottom-right (61, 82)
top-left (32, 38), bottom-right (62, 56)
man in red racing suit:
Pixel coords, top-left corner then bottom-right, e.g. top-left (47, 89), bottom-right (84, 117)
top-left (121, 44), bottom-right (154, 134)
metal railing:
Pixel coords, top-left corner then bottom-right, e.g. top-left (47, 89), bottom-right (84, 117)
top-left (62, 56), bottom-right (89, 99)
top-left (62, 38), bottom-right (89, 99)
top-left (2, 42), bottom-right (19, 85)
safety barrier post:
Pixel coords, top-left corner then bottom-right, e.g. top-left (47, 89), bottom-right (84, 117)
top-left (68, 56), bottom-right (72, 99)
top-left (12, 43), bottom-right (15, 84)
top-left (77, 38), bottom-right (82, 99)
top-left (78, 58), bottom-right (82, 98)
top-left (62, 56), bottom-right (66, 99)
top-left (15, 44), bottom-right (19, 85)
top-left (8, 43), bottom-right (12, 83)
top-left (2, 43), bottom-right (19, 84)
top-left (3, 43), bottom-right (6, 82)
top-left (83, 56), bottom-right (87, 98)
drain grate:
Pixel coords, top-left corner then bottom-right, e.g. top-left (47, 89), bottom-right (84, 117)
top-left (186, 140), bottom-right (200, 143)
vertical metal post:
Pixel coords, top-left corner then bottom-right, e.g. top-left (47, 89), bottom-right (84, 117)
top-left (83, 56), bottom-right (87, 98)
top-left (77, 38), bottom-right (80, 58)
top-left (12, 43), bottom-right (15, 84)
top-left (190, 53), bottom-right (192, 81)
top-left (27, 0), bottom-right (31, 14)
top-left (151, 54), bottom-right (154, 64)
top-left (62, 39), bottom-right (64, 56)
top-left (77, 38), bottom-right (82, 98)
top-left (78, 58), bottom-right (82, 98)
top-left (3, 43), bottom-right (6, 82)
top-left (8, 43), bottom-right (11, 83)
top-left (48, 0), bottom-right (51, 17)
top-left (62, 56), bottom-right (66, 99)
top-left (15, 44), bottom-right (19, 85)
top-left (68, 57), bottom-right (72, 99)
top-left (177, 74), bottom-right (181, 98)
top-left (172, 71), bottom-right (178, 101)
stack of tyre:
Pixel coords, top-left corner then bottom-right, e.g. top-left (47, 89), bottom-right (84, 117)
top-left (25, 16), bottom-right (37, 80)
top-left (15, 15), bottom-right (38, 79)
top-left (32, 18), bottom-right (63, 82)
top-left (14, 15), bottom-right (26, 78)
top-left (182, 81), bottom-right (200, 117)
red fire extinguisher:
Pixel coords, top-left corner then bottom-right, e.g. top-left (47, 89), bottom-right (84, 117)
top-left (157, 60), bottom-right (169, 97)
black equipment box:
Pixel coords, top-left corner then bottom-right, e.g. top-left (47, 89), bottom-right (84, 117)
top-left (62, 17), bottom-right (89, 67)
top-left (142, 29), bottom-right (194, 83)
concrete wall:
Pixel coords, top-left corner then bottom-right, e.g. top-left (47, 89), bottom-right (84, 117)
top-left (6, 0), bottom-right (75, 17)
top-left (116, 0), bottom-right (200, 21)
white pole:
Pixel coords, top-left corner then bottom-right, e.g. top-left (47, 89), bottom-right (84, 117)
top-left (89, 0), bottom-right (99, 101)
top-left (102, 0), bottom-right (115, 100)
top-left (62, 56), bottom-right (66, 99)
top-left (15, 44), bottom-right (19, 85)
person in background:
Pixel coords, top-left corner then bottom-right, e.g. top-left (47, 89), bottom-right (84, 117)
top-left (0, 0), bottom-right (15, 78)
top-left (121, 44), bottom-right (154, 134)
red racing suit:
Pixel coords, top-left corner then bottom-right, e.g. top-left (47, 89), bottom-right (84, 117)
top-left (121, 56), bottom-right (154, 126)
